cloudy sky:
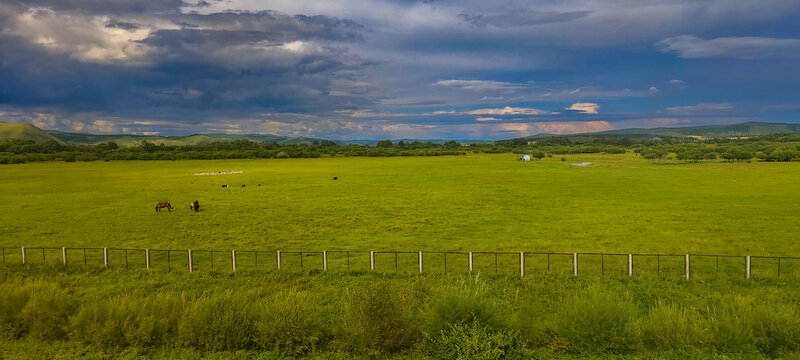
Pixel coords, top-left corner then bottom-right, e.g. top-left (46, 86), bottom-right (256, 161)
top-left (1, 0), bottom-right (799, 139)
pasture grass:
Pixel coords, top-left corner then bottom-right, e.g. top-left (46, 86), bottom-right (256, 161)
top-left (1, 153), bottom-right (799, 256)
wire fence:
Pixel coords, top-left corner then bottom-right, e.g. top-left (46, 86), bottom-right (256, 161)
top-left (3, 246), bottom-right (800, 280)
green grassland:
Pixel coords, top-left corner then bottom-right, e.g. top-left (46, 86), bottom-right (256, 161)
top-left (3, 153), bottom-right (800, 359)
top-left (1, 153), bottom-right (799, 255)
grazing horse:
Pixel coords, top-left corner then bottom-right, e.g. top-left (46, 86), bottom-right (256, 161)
top-left (155, 202), bottom-right (173, 212)
top-left (189, 200), bottom-right (200, 212)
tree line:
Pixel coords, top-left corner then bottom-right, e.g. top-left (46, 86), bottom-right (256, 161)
top-left (1, 134), bottom-right (800, 164)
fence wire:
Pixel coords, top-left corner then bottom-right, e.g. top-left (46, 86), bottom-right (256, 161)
top-left (3, 247), bottom-right (800, 280)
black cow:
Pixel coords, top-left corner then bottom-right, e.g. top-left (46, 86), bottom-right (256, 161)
top-left (221, 185), bottom-right (228, 188)
top-left (241, 184), bottom-right (246, 188)
top-left (333, 177), bottom-right (338, 180)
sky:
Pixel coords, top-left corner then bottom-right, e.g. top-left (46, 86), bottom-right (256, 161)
top-left (1, 0), bottom-right (799, 140)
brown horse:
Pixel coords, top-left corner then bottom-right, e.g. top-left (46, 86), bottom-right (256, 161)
top-left (189, 200), bottom-right (200, 212)
top-left (155, 202), bottom-right (173, 212)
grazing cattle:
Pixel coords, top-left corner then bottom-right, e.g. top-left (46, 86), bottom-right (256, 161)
top-left (155, 202), bottom-right (173, 212)
top-left (189, 200), bottom-right (200, 212)
top-left (241, 184), bottom-right (246, 188)
top-left (221, 185), bottom-right (228, 188)
top-left (257, 184), bottom-right (261, 187)
top-left (333, 177), bottom-right (338, 180)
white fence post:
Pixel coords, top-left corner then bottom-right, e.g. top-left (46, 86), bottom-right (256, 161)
top-left (418, 251), bottom-right (423, 273)
top-left (103, 248), bottom-right (108, 269)
top-left (21, 247), bottom-right (25, 265)
top-left (627, 254), bottom-right (633, 276)
top-left (519, 252), bottom-right (525, 277)
top-left (145, 249), bottom-right (150, 270)
top-left (323, 251), bottom-right (328, 271)
top-left (746, 255), bottom-right (751, 279)
top-left (188, 249), bottom-right (193, 273)
top-left (231, 250), bottom-right (237, 272)
top-left (573, 253), bottom-right (578, 276)
top-left (685, 254), bottom-right (690, 280)
top-left (370, 251), bottom-right (375, 270)
top-left (277, 250), bottom-right (281, 270)
top-left (62, 247), bottom-right (67, 266)
top-left (469, 252), bottom-right (473, 272)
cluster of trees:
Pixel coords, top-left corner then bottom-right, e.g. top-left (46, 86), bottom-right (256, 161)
top-left (0, 138), bottom-right (466, 164)
top-left (634, 136), bottom-right (800, 163)
top-left (2, 134), bottom-right (800, 164)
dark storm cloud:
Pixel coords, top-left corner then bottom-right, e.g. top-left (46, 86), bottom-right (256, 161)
top-left (5, 0), bottom-right (188, 15)
top-left (458, 9), bottom-right (592, 28)
top-left (2, 0), bottom-right (800, 138)
top-left (105, 19), bottom-right (140, 30)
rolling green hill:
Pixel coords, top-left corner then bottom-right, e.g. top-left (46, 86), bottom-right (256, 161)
top-left (0, 122), bottom-right (64, 144)
top-left (47, 130), bottom-right (322, 146)
top-left (522, 122), bottom-right (800, 142)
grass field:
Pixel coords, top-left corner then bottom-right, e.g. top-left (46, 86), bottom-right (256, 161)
top-left (4, 153), bottom-right (800, 359)
top-left (1, 153), bottom-right (799, 255)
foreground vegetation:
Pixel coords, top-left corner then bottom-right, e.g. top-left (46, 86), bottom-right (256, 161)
top-left (2, 268), bottom-right (800, 359)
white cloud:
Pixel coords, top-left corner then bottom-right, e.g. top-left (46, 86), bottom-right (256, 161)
top-left (7, 7), bottom-right (155, 64)
top-left (467, 106), bottom-right (550, 115)
top-left (666, 103), bottom-right (733, 114)
top-left (657, 35), bottom-right (800, 59)
top-left (432, 79), bottom-right (529, 92)
top-left (566, 102), bottom-right (599, 114)
top-left (648, 86), bottom-right (659, 93)
top-left (475, 117), bottom-right (500, 121)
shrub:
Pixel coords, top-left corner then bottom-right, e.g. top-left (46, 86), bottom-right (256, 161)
top-left (554, 290), bottom-right (639, 353)
top-left (706, 295), bottom-right (756, 353)
top-left (177, 291), bottom-right (258, 351)
top-left (430, 320), bottom-right (524, 360)
top-left (70, 292), bottom-right (183, 348)
top-left (20, 284), bottom-right (77, 340)
top-left (337, 282), bottom-right (419, 355)
top-left (0, 280), bottom-right (47, 338)
top-left (426, 274), bottom-right (505, 336)
top-left (254, 289), bottom-right (327, 356)
top-left (748, 302), bottom-right (800, 356)
top-left (639, 301), bottom-right (707, 351)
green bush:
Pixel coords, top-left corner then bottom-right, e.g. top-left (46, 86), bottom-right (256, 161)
top-left (426, 274), bottom-right (506, 335)
top-left (639, 301), bottom-right (707, 351)
top-left (177, 290), bottom-right (258, 351)
top-left (69, 292), bottom-right (183, 348)
top-left (337, 282), bottom-right (419, 355)
top-left (0, 279), bottom-right (47, 338)
top-left (254, 289), bottom-right (327, 356)
top-left (748, 302), bottom-right (800, 356)
top-left (430, 320), bottom-right (525, 360)
top-left (554, 289), bottom-right (639, 353)
top-left (20, 283), bottom-right (77, 340)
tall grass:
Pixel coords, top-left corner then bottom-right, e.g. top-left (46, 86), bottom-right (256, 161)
top-left (3, 270), bottom-right (800, 358)
top-left (336, 281), bottom-right (420, 355)
top-left (254, 289), bottom-right (328, 356)
top-left (177, 290), bottom-right (258, 351)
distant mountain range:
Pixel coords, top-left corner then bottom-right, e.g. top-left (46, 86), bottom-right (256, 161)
top-left (520, 122), bottom-right (800, 141)
top-left (44, 130), bottom-right (322, 147)
top-left (2, 121), bottom-right (800, 146)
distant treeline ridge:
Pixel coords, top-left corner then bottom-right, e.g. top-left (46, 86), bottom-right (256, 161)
top-left (1, 133), bottom-right (800, 163)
